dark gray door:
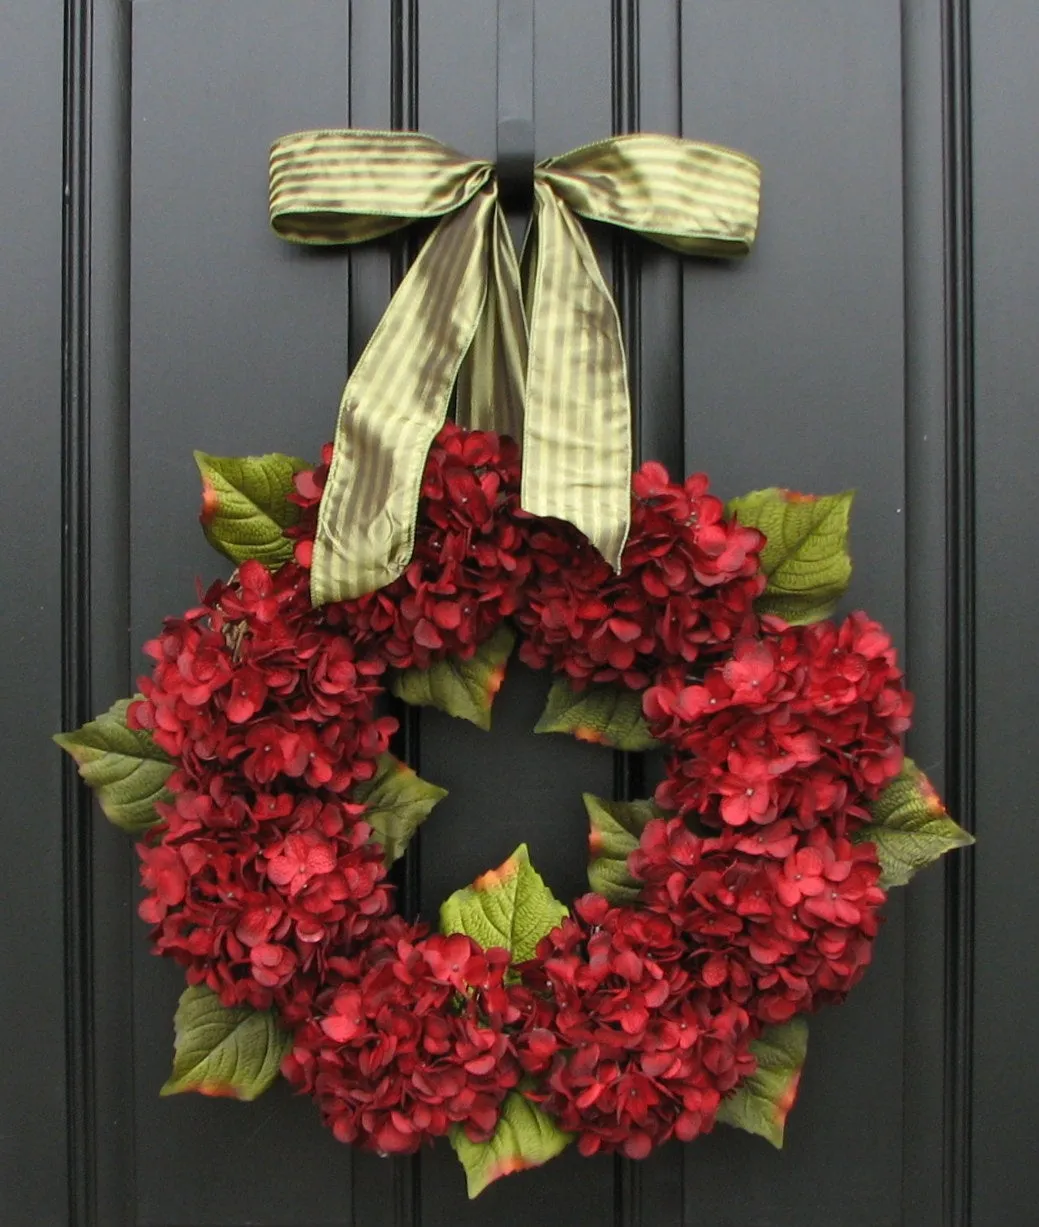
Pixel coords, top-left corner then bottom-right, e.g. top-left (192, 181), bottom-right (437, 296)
top-left (3, 2), bottom-right (1037, 1225)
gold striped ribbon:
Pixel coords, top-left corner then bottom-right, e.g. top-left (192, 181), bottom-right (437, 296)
top-left (270, 129), bottom-right (760, 603)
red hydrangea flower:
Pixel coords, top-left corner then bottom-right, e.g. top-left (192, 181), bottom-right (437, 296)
top-left (644, 614), bottom-right (913, 836)
top-left (128, 559), bottom-right (394, 799)
top-left (514, 464), bottom-right (765, 690)
top-left (282, 923), bottom-right (525, 1153)
top-left (514, 895), bottom-right (758, 1158)
top-left (630, 818), bottom-right (887, 1024)
top-left (135, 787), bottom-right (394, 1022)
top-left (137, 844), bottom-right (187, 923)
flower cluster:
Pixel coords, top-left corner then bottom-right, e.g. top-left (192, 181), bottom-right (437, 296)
top-left (290, 425), bottom-right (531, 670)
top-left (644, 615), bottom-right (913, 835)
top-left (515, 464), bottom-right (766, 690)
top-left (128, 558), bottom-right (397, 1019)
top-left (138, 793), bottom-right (393, 1022)
top-left (630, 820), bottom-right (886, 1024)
top-left (283, 923), bottom-right (525, 1153)
top-left (515, 896), bottom-right (758, 1157)
top-left (630, 614), bottom-right (906, 1025)
top-left (131, 558), bottom-right (394, 789)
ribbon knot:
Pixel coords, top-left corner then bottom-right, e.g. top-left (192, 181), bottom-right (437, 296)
top-left (270, 129), bottom-right (761, 603)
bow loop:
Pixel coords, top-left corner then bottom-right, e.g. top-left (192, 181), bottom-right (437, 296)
top-left (537, 134), bottom-right (761, 255)
top-left (270, 130), bottom-right (493, 244)
top-left (270, 128), bottom-right (760, 602)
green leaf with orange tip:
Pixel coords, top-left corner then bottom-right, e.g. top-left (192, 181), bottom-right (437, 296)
top-left (583, 794), bottom-right (664, 904)
top-left (853, 757), bottom-right (973, 888)
top-left (716, 1018), bottom-right (808, 1148)
top-left (194, 450), bottom-right (308, 568)
top-left (349, 752), bottom-right (448, 865)
top-left (160, 985), bottom-right (290, 1101)
top-left (450, 1092), bottom-right (572, 1198)
top-left (390, 625), bottom-right (515, 731)
top-left (439, 844), bottom-right (568, 964)
top-left (53, 697), bottom-right (172, 834)
top-left (534, 678), bottom-right (658, 751)
top-left (727, 487), bottom-right (854, 625)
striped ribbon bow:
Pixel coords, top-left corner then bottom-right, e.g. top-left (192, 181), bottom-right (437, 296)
top-left (270, 129), bottom-right (761, 604)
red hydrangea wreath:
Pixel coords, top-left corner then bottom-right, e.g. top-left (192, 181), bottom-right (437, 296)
top-left (56, 423), bottom-right (972, 1198)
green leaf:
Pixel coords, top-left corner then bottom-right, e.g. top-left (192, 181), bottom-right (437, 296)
top-left (53, 697), bottom-right (172, 835)
top-left (349, 753), bottom-right (448, 865)
top-left (853, 757), bottom-right (973, 888)
top-left (727, 487), bottom-right (854, 624)
top-left (440, 844), bottom-right (568, 963)
top-left (160, 984), bottom-right (290, 1101)
top-left (583, 794), bottom-right (663, 904)
top-left (716, 1018), bottom-right (808, 1148)
top-left (195, 450), bottom-right (308, 568)
top-left (534, 678), bottom-right (658, 751)
top-left (390, 625), bottom-right (515, 731)
top-left (450, 1092), bottom-right (572, 1199)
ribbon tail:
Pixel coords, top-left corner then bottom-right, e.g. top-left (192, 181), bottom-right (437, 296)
top-left (455, 204), bottom-right (528, 444)
top-left (311, 190), bottom-right (496, 603)
top-left (521, 182), bottom-right (632, 571)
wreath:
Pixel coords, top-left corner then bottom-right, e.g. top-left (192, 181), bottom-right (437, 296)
top-left (56, 421), bottom-right (972, 1197)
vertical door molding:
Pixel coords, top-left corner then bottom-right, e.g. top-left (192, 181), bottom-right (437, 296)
top-left (900, 0), bottom-right (978, 1223)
